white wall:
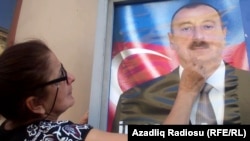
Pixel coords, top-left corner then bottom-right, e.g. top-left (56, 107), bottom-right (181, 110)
top-left (15, 0), bottom-right (98, 122)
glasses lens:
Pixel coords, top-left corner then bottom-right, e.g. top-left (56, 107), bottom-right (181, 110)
top-left (34, 64), bottom-right (68, 88)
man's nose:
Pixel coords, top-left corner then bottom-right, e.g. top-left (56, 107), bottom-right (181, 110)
top-left (193, 27), bottom-right (204, 40)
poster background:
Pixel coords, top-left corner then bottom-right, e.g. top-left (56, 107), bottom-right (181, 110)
top-left (0, 0), bottom-right (18, 53)
top-left (0, 0), bottom-right (17, 29)
top-left (108, 0), bottom-right (249, 131)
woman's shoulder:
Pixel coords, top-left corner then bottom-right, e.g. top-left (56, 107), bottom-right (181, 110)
top-left (27, 120), bottom-right (93, 141)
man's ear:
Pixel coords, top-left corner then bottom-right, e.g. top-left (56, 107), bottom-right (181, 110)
top-left (223, 27), bottom-right (227, 41)
top-left (168, 32), bottom-right (174, 49)
top-left (25, 96), bottom-right (46, 114)
top-left (222, 27), bottom-right (227, 49)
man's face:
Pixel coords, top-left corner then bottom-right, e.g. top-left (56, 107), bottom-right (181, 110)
top-left (169, 5), bottom-right (226, 67)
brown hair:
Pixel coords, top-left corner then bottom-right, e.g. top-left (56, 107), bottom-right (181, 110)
top-left (0, 40), bottom-right (52, 121)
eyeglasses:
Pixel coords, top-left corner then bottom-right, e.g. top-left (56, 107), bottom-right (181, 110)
top-left (43, 64), bottom-right (68, 119)
top-left (36, 64), bottom-right (68, 88)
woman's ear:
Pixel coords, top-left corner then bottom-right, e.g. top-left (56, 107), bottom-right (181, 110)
top-left (25, 96), bottom-right (46, 114)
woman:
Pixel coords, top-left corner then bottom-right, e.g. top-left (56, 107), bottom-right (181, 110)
top-left (0, 39), bottom-right (207, 140)
top-left (0, 40), bottom-right (127, 141)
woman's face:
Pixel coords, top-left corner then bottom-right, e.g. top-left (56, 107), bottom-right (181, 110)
top-left (42, 52), bottom-right (76, 119)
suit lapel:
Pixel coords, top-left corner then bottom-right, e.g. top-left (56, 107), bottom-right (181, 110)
top-left (223, 64), bottom-right (241, 124)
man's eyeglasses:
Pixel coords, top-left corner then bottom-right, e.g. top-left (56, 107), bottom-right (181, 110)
top-left (36, 64), bottom-right (68, 88)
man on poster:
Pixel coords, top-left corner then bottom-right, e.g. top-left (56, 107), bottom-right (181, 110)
top-left (112, 2), bottom-right (250, 132)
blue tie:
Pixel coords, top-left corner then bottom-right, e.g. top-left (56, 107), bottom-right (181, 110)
top-left (196, 83), bottom-right (217, 125)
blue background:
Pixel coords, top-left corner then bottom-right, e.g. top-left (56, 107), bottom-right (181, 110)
top-left (0, 0), bottom-right (17, 30)
top-left (240, 0), bottom-right (250, 54)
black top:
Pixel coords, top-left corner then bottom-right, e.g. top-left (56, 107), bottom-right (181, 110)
top-left (0, 120), bottom-right (93, 141)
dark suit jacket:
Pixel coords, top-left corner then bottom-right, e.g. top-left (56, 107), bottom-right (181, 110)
top-left (112, 63), bottom-right (250, 132)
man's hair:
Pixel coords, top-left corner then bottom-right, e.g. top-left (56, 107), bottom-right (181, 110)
top-left (170, 2), bottom-right (224, 33)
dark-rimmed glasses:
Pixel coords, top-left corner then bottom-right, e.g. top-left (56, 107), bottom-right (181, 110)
top-left (42, 63), bottom-right (68, 119)
top-left (36, 64), bottom-right (68, 88)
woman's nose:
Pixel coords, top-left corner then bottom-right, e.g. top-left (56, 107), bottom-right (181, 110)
top-left (67, 73), bottom-right (75, 84)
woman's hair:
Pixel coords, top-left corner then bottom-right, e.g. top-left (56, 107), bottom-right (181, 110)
top-left (0, 40), bottom-right (52, 121)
